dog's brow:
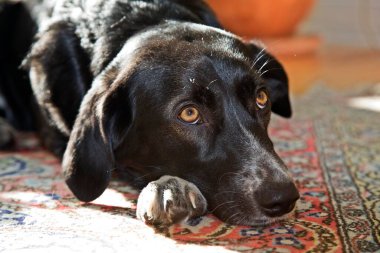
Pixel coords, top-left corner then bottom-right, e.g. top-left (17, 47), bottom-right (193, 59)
top-left (189, 78), bottom-right (219, 91)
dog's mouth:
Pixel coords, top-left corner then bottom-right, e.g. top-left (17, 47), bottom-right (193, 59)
top-left (243, 208), bottom-right (297, 226)
top-left (213, 205), bottom-right (297, 226)
top-left (208, 195), bottom-right (298, 226)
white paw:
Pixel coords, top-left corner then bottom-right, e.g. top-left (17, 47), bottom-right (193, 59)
top-left (136, 175), bottom-right (207, 225)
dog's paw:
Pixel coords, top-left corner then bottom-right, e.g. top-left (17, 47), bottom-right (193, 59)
top-left (0, 117), bottom-right (15, 149)
top-left (136, 175), bottom-right (207, 225)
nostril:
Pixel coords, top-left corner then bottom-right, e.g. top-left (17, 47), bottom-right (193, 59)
top-left (255, 182), bottom-right (299, 217)
top-left (261, 204), bottom-right (283, 215)
top-left (261, 199), bottom-right (297, 217)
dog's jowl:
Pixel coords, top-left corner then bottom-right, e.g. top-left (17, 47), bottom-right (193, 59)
top-left (0, 0), bottom-right (299, 226)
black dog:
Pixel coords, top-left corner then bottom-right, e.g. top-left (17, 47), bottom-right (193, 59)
top-left (0, 0), bottom-right (299, 226)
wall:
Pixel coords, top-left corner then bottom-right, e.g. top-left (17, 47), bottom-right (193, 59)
top-left (300, 0), bottom-right (380, 49)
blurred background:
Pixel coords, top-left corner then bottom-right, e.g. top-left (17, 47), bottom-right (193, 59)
top-left (207, 0), bottom-right (380, 96)
top-left (302, 0), bottom-right (380, 50)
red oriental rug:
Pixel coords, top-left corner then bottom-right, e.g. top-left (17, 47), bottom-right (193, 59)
top-left (1, 86), bottom-right (379, 252)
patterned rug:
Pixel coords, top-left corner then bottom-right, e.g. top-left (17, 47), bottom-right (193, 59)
top-left (1, 86), bottom-right (379, 253)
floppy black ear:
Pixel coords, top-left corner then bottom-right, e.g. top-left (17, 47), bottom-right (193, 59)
top-left (247, 42), bottom-right (292, 118)
top-left (62, 79), bottom-right (131, 202)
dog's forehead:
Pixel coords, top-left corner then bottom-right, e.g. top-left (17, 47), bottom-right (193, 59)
top-left (119, 22), bottom-right (261, 102)
top-left (120, 21), bottom-right (248, 62)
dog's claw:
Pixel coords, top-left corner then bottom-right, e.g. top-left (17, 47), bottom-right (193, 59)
top-left (136, 175), bottom-right (207, 225)
top-left (189, 191), bottom-right (198, 209)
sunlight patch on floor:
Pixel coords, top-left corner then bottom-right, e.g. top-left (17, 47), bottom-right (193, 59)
top-left (1, 191), bottom-right (54, 203)
top-left (92, 188), bottom-right (135, 208)
top-left (348, 96), bottom-right (380, 112)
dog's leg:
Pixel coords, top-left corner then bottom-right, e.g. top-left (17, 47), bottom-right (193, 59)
top-left (0, 1), bottom-right (36, 131)
top-left (0, 117), bottom-right (15, 149)
top-left (136, 176), bottom-right (207, 225)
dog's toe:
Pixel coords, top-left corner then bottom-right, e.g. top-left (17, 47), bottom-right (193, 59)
top-left (136, 182), bottom-right (161, 222)
top-left (136, 175), bottom-right (207, 225)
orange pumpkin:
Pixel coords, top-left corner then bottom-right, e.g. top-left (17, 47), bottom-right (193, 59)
top-left (206, 0), bottom-right (316, 38)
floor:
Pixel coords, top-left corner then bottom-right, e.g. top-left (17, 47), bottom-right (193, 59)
top-left (279, 46), bottom-right (380, 95)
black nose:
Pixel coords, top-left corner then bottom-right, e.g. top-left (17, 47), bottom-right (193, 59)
top-left (255, 182), bottom-right (299, 217)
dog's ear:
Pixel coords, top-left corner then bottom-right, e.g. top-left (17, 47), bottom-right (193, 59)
top-left (62, 76), bottom-right (131, 202)
top-left (246, 42), bottom-right (292, 118)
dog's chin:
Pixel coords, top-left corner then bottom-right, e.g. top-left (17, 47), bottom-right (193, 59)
top-left (221, 208), bottom-right (296, 227)
top-left (245, 212), bottom-right (295, 227)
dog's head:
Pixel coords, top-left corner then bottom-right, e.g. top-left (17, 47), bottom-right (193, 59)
top-left (63, 22), bottom-right (299, 225)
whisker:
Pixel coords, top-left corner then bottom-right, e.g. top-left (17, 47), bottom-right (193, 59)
top-left (144, 165), bottom-right (164, 170)
top-left (253, 47), bottom-right (266, 62)
top-left (259, 68), bottom-right (283, 77)
top-left (223, 206), bottom-right (239, 217)
top-left (250, 48), bottom-right (267, 70)
top-left (236, 215), bottom-right (247, 225)
top-left (134, 171), bottom-right (157, 181)
top-left (225, 212), bottom-right (241, 224)
top-left (218, 203), bottom-right (243, 224)
top-left (258, 59), bottom-right (272, 74)
top-left (214, 190), bottom-right (240, 197)
top-left (217, 171), bottom-right (242, 185)
top-left (133, 166), bottom-right (164, 181)
top-left (209, 200), bottom-right (235, 213)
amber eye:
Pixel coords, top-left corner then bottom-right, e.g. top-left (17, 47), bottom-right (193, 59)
top-left (256, 89), bottom-right (268, 109)
top-left (178, 106), bottom-right (201, 124)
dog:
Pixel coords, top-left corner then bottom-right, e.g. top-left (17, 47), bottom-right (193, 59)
top-left (0, 0), bottom-right (299, 226)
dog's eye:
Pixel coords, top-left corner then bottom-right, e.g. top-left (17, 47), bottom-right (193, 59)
top-left (256, 89), bottom-right (269, 109)
top-left (178, 106), bottom-right (201, 124)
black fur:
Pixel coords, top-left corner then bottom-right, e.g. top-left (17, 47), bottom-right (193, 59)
top-left (0, 1), bottom-right (36, 130)
top-left (0, 0), bottom-right (298, 225)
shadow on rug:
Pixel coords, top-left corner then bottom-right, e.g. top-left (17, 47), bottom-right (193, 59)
top-left (1, 86), bottom-right (379, 252)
